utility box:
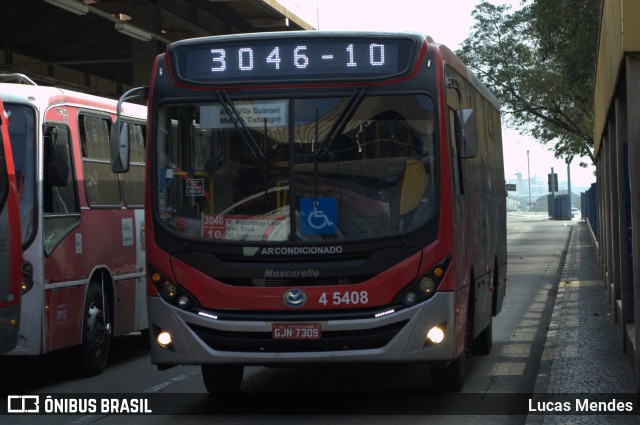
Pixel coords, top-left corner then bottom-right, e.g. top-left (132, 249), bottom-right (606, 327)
top-left (548, 194), bottom-right (571, 220)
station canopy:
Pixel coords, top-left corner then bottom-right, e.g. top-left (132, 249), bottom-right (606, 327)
top-left (0, 0), bottom-right (314, 98)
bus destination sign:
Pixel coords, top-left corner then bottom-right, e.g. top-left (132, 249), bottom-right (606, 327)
top-left (170, 36), bottom-right (415, 84)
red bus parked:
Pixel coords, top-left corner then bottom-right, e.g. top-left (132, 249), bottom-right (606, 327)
top-left (0, 96), bottom-right (22, 354)
top-left (1, 75), bottom-right (147, 375)
top-left (112, 31), bottom-right (507, 391)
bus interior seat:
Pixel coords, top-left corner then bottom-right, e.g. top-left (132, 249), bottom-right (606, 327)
top-left (399, 159), bottom-right (428, 215)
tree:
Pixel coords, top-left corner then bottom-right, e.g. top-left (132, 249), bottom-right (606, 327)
top-left (456, 0), bottom-right (600, 167)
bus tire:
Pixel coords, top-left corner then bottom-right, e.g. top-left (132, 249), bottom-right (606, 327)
top-left (432, 292), bottom-right (472, 392)
top-left (78, 283), bottom-right (112, 376)
top-left (431, 352), bottom-right (465, 392)
top-left (202, 364), bottom-right (243, 394)
top-left (473, 315), bottom-right (493, 355)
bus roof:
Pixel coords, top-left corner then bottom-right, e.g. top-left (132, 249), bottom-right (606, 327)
top-left (426, 38), bottom-right (500, 109)
top-left (0, 81), bottom-right (146, 119)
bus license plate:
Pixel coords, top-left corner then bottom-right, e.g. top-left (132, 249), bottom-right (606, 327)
top-left (272, 323), bottom-right (321, 340)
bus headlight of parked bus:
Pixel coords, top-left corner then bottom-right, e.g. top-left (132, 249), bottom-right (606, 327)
top-left (21, 261), bottom-right (33, 294)
top-left (394, 257), bottom-right (450, 307)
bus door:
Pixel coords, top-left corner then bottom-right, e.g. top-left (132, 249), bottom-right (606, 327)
top-left (0, 98), bottom-right (22, 354)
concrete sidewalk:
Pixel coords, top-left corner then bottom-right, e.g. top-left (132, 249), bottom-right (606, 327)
top-left (526, 221), bottom-right (637, 424)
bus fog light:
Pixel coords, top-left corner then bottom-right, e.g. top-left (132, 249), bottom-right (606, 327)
top-left (426, 326), bottom-right (445, 344)
top-left (157, 331), bottom-right (173, 348)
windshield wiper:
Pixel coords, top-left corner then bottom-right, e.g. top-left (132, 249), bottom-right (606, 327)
top-left (317, 87), bottom-right (367, 157)
top-left (216, 91), bottom-right (265, 159)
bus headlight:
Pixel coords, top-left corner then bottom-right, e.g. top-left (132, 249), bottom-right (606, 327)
top-left (162, 281), bottom-right (177, 299)
top-left (394, 257), bottom-right (450, 307)
top-left (402, 291), bottom-right (418, 306)
top-left (177, 295), bottom-right (191, 309)
top-left (21, 261), bottom-right (34, 294)
top-left (149, 264), bottom-right (199, 311)
top-left (418, 277), bottom-right (436, 295)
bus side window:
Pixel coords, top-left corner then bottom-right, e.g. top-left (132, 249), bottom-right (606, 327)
top-left (80, 115), bottom-right (122, 207)
top-left (43, 124), bottom-right (80, 254)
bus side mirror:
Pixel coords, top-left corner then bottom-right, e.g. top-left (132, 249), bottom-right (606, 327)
top-left (455, 108), bottom-right (478, 159)
top-left (44, 125), bottom-right (69, 186)
top-left (110, 120), bottom-right (130, 173)
top-left (52, 144), bottom-right (70, 186)
top-left (109, 85), bottom-right (148, 173)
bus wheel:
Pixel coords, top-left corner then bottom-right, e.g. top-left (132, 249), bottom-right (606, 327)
top-left (473, 315), bottom-right (493, 355)
top-left (78, 283), bottom-right (112, 376)
top-left (201, 364), bottom-right (243, 394)
top-left (431, 352), bottom-right (465, 392)
top-left (432, 296), bottom-right (471, 392)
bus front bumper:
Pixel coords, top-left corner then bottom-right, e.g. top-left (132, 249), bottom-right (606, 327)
top-left (147, 292), bottom-right (457, 367)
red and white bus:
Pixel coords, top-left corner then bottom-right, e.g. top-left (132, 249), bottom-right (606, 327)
top-left (0, 96), bottom-right (22, 355)
top-left (112, 31), bottom-right (507, 391)
top-left (1, 75), bottom-right (147, 375)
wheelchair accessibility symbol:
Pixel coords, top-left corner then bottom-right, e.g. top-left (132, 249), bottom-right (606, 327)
top-left (300, 197), bottom-right (337, 235)
top-left (307, 204), bottom-right (334, 230)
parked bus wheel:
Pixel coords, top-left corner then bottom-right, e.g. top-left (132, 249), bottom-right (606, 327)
top-left (202, 364), bottom-right (244, 394)
top-left (78, 283), bottom-right (112, 376)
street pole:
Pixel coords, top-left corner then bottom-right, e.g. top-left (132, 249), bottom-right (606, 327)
top-left (551, 167), bottom-right (556, 219)
top-left (567, 161), bottom-right (572, 218)
top-left (527, 150), bottom-right (532, 211)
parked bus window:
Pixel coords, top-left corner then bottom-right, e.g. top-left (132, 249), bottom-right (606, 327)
top-left (80, 115), bottom-right (121, 207)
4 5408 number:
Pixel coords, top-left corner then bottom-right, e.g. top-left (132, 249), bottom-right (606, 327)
top-left (318, 291), bottom-right (369, 306)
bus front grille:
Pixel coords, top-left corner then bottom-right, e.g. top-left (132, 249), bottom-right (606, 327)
top-left (187, 320), bottom-right (409, 353)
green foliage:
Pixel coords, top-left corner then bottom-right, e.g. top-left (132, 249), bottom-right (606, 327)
top-left (456, 0), bottom-right (599, 166)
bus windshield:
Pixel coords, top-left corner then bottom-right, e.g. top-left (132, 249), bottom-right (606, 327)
top-left (155, 94), bottom-right (437, 242)
top-left (5, 104), bottom-right (36, 246)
